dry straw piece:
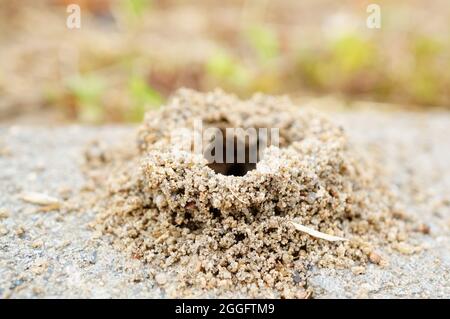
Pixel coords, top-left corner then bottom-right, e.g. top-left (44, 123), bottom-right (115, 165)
top-left (19, 192), bottom-right (60, 207)
top-left (84, 89), bottom-right (412, 298)
top-left (290, 221), bottom-right (348, 242)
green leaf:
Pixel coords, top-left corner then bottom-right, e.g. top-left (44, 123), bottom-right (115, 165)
top-left (66, 75), bottom-right (104, 104)
top-left (66, 75), bottom-right (105, 123)
top-left (124, 0), bottom-right (152, 18)
top-left (246, 24), bottom-right (279, 63)
top-left (331, 34), bottom-right (375, 73)
top-left (128, 76), bottom-right (164, 121)
top-left (206, 51), bottom-right (251, 87)
top-left (413, 36), bottom-right (442, 61)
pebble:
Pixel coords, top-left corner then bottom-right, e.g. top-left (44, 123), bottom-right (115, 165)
top-left (369, 251), bottom-right (382, 264)
top-left (30, 259), bottom-right (49, 275)
top-left (416, 223), bottom-right (430, 235)
top-left (394, 242), bottom-right (415, 255)
top-left (292, 271), bottom-right (302, 284)
top-left (15, 226), bottom-right (26, 237)
top-left (155, 273), bottom-right (168, 286)
top-left (10, 279), bottom-right (24, 290)
top-left (31, 239), bottom-right (44, 249)
top-left (0, 208), bottom-right (10, 219)
top-left (88, 251), bottom-right (98, 264)
top-left (351, 266), bottom-right (366, 275)
top-left (58, 187), bottom-right (72, 200)
top-left (0, 225), bottom-right (9, 236)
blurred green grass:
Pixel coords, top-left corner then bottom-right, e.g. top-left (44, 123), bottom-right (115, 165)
top-left (1, 0), bottom-right (449, 123)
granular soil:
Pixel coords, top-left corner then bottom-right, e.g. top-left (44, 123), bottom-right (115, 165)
top-left (84, 89), bottom-right (416, 298)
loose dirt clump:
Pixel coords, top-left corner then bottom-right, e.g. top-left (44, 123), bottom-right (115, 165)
top-left (84, 89), bottom-right (413, 298)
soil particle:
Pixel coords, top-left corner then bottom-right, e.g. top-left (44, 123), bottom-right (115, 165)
top-left (155, 273), bottom-right (168, 286)
top-left (393, 242), bottom-right (417, 255)
top-left (0, 225), bottom-right (9, 236)
top-left (15, 226), bottom-right (26, 238)
top-left (351, 266), bottom-right (366, 275)
top-left (31, 239), bottom-right (43, 249)
top-left (368, 251), bottom-right (382, 265)
top-left (30, 258), bottom-right (49, 275)
top-left (0, 208), bottom-right (10, 219)
top-left (416, 223), bottom-right (431, 235)
top-left (87, 251), bottom-right (98, 265)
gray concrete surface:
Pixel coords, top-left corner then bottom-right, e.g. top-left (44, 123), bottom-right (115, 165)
top-left (0, 112), bottom-right (449, 298)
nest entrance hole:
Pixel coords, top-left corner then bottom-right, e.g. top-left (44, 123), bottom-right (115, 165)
top-left (204, 128), bottom-right (263, 177)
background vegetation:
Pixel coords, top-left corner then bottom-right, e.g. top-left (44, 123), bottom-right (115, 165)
top-left (0, 0), bottom-right (449, 123)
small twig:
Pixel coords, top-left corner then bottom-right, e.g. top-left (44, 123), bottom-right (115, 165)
top-left (228, 187), bottom-right (248, 205)
top-left (290, 221), bottom-right (348, 242)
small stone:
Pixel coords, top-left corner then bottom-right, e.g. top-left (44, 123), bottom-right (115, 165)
top-left (0, 208), bottom-right (10, 219)
top-left (32, 286), bottom-right (44, 296)
top-left (132, 274), bottom-right (144, 283)
top-left (0, 225), bottom-right (9, 236)
top-left (30, 259), bottom-right (49, 275)
top-left (15, 226), bottom-right (26, 237)
top-left (351, 266), bottom-right (366, 275)
top-left (155, 273), bottom-right (167, 286)
top-left (292, 271), bottom-right (302, 284)
top-left (185, 201), bottom-right (196, 210)
top-left (394, 242), bottom-right (415, 255)
top-left (58, 187), bottom-right (72, 200)
top-left (154, 194), bottom-right (167, 208)
top-left (416, 223), bottom-right (430, 235)
top-left (88, 251), bottom-right (98, 264)
top-left (31, 239), bottom-right (44, 249)
top-left (336, 245), bottom-right (346, 257)
top-left (10, 279), bottom-right (24, 290)
top-left (369, 251), bottom-right (382, 264)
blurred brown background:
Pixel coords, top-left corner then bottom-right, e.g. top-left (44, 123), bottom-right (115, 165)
top-left (0, 0), bottom-right (449, 124)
